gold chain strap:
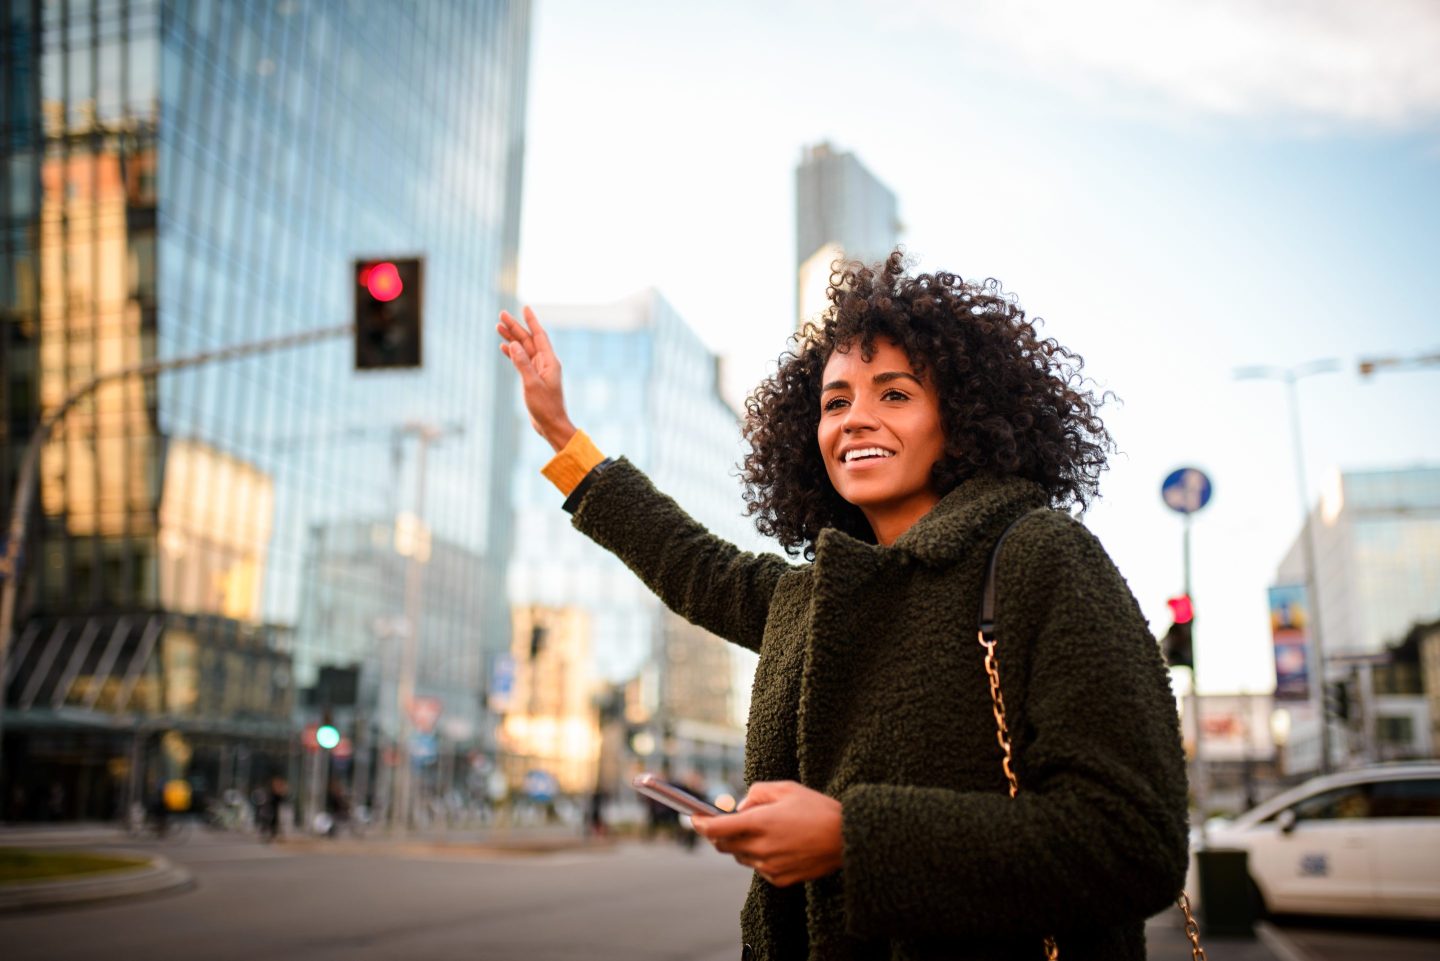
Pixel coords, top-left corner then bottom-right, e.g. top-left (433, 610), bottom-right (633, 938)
top-left (1178, 891), bottom-right (1208, 961)
top-left (978, 630), bottom-right (1059, 961)
top-left (977, 630), bottom-right (1208, 961)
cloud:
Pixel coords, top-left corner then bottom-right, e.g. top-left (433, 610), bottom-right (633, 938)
top-left (893, 0), bottom-right (1440, 130)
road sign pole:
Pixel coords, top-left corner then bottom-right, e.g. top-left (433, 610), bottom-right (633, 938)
top-left (1161, 467), bottom-right (1212, 838)
top-left (1183, 511), bottom-right (1206, 841)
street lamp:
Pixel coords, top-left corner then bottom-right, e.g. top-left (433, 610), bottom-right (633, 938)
top-left (390, 420), bottom-right (463, 832)
top-left (1233, 359), bottom-right (1340, 773)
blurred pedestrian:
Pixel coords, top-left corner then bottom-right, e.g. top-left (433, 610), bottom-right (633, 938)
top-left (498, 251), bottom-right (1190, 960)
top-left (325, 779), bottom-right (349, 838)
top-left (677, 772), bottom-right (708, 852)
top-left (258, 775), bottom-right (287, 842)
top-left (643, 792), bottom-right (678, 842)
top-left (44, 782), bottom-right (66, 821)
top-left (586, 788), bottom-right (607, 838)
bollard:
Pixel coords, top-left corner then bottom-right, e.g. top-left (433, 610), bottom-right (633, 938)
top-left (1195, 847), bottom-right (1257, 938)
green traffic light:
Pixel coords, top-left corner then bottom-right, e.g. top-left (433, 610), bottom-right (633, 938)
top-left (317, 724), bottom-right (341, 750)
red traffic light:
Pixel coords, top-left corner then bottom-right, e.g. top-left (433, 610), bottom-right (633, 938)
top-left (354, 257), bottom-right (423, 370)
top-left (360, 261), bottom-right (404, 302)
top-left (1166, 594), bottom-right (1193, 624)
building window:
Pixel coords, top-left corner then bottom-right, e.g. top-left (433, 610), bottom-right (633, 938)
top-left (1377, 714), bottom-right (1414, 745)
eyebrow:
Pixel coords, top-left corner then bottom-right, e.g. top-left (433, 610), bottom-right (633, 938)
top-left (821, 371), bottom-right (925, 393)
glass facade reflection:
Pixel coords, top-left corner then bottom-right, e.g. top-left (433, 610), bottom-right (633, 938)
top-left (507, 291), bottom-right (768, 798)
top-left (2, 0), bottom-right (531, 821)
top-left (1279, 467), bottom-right (1440, 657)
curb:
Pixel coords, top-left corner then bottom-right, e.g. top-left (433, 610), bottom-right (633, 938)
top-left (0, 851), bottom-right (194, 913)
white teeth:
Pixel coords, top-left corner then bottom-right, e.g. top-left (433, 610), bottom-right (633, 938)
top-left (843, 447), bottom-right (895, 462)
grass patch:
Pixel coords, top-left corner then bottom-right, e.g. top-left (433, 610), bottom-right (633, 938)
top-left (0, 848), bottom-right (148, 885)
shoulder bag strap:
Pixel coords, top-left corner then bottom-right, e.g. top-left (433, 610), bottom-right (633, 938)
top-left (978, 512), bottom-right (1209, 961)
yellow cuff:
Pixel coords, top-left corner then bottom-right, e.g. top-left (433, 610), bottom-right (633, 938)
top-left (541, 429), bottom-right (606, 496)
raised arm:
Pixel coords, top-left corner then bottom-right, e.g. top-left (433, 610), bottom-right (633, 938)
top-left (497, 306), bottom-right (789, 651)
top-left (566, 458), bottom-right (788, 652)
top-left (497, 305), bottom-right (578, 453)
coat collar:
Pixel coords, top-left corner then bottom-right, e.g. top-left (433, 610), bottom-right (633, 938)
top-left (814, 473), bottom-right (1050, 568)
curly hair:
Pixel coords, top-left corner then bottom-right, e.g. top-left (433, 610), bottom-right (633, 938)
top-left (741, 249), bottom-right (1115, 559)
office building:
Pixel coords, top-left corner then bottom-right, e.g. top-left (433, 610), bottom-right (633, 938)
top-left (1, 0), bottom-right (532, 821)
top-left (794, 141), bottom-right (901, 327)
top-left (507, 290), bottom-right (763, 798)
top-left (1273, 466), bottom-right (1440, 769)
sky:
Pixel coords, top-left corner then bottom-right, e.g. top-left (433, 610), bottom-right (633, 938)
top-left (514, 0), bottom-right (1440, 695)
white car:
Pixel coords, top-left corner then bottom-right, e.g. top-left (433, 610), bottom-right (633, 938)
top-left (1199, 762), bottom-right (1440, 920)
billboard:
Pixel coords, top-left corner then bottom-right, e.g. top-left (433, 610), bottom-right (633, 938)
top-left (1269, 584), bottom-right (1312, 701)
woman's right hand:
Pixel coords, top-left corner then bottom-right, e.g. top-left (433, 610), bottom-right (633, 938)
top-left (497, 305), bottom-right (577, 452)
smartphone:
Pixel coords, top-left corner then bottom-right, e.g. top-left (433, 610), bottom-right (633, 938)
top-left (631, 772), bottom-right (725, 817)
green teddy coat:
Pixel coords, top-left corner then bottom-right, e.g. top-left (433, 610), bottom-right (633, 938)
top-left (568, 458), bottom-right (1189, 961)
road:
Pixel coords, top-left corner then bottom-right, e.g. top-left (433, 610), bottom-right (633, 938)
top-left (1266, 916), bottom-right (1440, 961)
top-left (3, 831), bottom-right (1437, 961)
top-left (2, 832), bottom-right (751, 961)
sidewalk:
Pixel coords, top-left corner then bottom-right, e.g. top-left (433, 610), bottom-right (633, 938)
top-left (0, 822), bottom-right (128, 846)
top-left (0, 818), bottom-right (602, 851)
top-left (1146, 908), bottom-right (1311, 961)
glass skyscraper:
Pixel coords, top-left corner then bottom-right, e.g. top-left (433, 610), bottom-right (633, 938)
top-left (1, 0), bottom-right (531, 821)
top-left (507, 291), bottom-right (767, 797)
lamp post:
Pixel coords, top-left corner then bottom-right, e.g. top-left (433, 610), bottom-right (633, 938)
top-left (390, 421), bottom-right (462, 832)
top-left (1234, 359), bottom-right (1340, 773)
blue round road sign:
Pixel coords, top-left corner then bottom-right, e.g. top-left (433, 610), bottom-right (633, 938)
top-left (1161, 468), bottom-right (1212, 514)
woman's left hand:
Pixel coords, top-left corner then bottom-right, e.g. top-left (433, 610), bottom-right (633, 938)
top-left (692, 781), bottom-right (843, 887)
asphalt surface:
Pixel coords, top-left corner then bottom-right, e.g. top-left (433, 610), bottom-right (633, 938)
top-left (1265, 916), bottom-right (1440, 961)
top-left (2, 831), bottom-right (751, 961)
top-left (2, 827), bottom-right (1436, 961)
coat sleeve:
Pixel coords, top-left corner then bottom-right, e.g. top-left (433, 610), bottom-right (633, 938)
top-left (838, 511), bottom-right (1190, 940)
top-left (568, 457), bottom-right (790, 654)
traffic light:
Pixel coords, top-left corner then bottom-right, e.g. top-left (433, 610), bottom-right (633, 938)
top-left (354, 257), bottom-right (423, 369)
top-left (1325, 681), bottom-right (1351, 722)
top-left (1161, 594), bottom-right (1194, 668)
top-left (317, 709), bottom-right (340, 751)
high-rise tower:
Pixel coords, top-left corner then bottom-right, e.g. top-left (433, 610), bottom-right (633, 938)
top-left (1, 0), bottom-right (532, 821)
top-left (795, 142), bottom-right (901, 328)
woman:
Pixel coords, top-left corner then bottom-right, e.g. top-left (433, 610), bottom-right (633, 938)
top-left (497, 252), bottom-right (1188, 961)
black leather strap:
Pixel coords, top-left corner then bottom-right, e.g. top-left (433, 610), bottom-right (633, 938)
top-left (562, 457), bottom-right (616, 515)
top-left (978, 511), bottom-right (1042, 640)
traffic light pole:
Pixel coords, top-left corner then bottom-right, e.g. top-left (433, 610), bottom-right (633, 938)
top-left (0, 323), bottom-right (352, 786)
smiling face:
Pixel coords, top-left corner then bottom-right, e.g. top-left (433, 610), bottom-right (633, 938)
top-left (817, 338), bottom-right (947, 545)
